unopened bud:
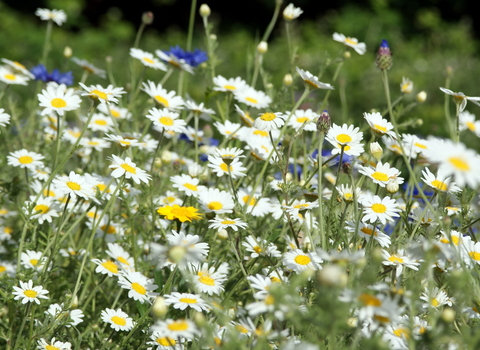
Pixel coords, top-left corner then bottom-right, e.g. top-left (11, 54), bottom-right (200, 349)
top-left (416, 91), bottom-right (427, 103)
top-left (342, 162), bottom-right (352, 175)
top-left (63, 46), bottom-right (72, 58)
top-left (283, 73), bottom-right (293, 87)
top-left (142, 11), bottom-right (154, 25)
top-left (257, 41), bottom-right (268, 54)
top-left (161, 150), bottom-right (172, 163)
top-left (316, 110), bottom-right (331, 133)
top-left (203, 124), bottom-right (213, 139)
top-left (318, 265), bottom-right (348, 287)
top-left (194, 311), bottom-right (207, 326)
top-left (442, 307), bottom-right (456, 323)
top-left (343, 51), bottom-right (351, 59)
top-left (375, 39), bottom-right (392, 70)
top-left (217, 229), bottom-right (228, 239)
top-left (154, 157), bottom-right (162, 168)
top-left (168, 245), bottom-right (186, 263)
top-left (446, 66), bottom-right (453, 77)
top-left (152, 297), bottom-right (168, 318)
top-left (386, 179), bottom-right (399, 193)
top-left (209, 34), bottom-right (217, 41)
top-left (199, 4), bottom-right (211, 18)
top-left (70, 295), bottom-right (79, 308)
top-left (370, 142), bottom-right (383, 161)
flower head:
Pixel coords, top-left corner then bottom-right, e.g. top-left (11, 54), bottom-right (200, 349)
top-left (440, 87), bottom-right (480, 112)
top-left (109, 155), bottom-right (151, 185)
top-left (296, 67), bottom-right (334, 90)
top-left (254, 112), bottom-right (285, 131)
top-left (12, 280), bottom-right (49, 304)
top-left (101, 308), bottom-right (134, 331)
top-left (332, 33), bottom-right (367, 55)
top-left (38, 84), bottom-right (81, 116)
top-left (375, 39), bottom-right (392, 70)
top-left (361, 194), bottom-right (401, 225)
top-left (35, 8), bottom-right (67, 26)
top-left (283, 3), bottom-right (303, 21)
top-left (157, 205), bottom-right (202, 222)
top-left (130, 48), bottom-right (167, 70)
top-left (31, 64), bottom-right (73, 85)
top-left (79, 83), bottom-right (125, 104)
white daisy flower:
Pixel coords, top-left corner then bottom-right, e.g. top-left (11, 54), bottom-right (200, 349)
top-left (12, 280), bottom-right (49, 304)
top-left (213, 75), bottom-right (248, 92)
top-left (207, 156), bottom-right (247, 179)
top-left (38, 84), bottom-right (81, 116)
top-left (109, 154), bottom-right (151, 185)
top-left (184, 100), bottom-right (216, 115)
top-left (420, 287), bottom-right (454, 309)
top-left (381, 249), bottom-right (420, 276)
top-left (35, 8), bottom-right (67, 25)
top-left (45, 303), bottom-right (84, 327)
top-left (170, 174), bottom-right (206, 197)
top-left (142, 81), bottom-right (184, 110)
top-left (400, 77), bottom-right (413, 93)
top-left (164, 292), bottom-right (209, 312)
top-left (189, 262), bottom-right (229, 296)
top-left (233, 86), bottom-right (272, 109)
top-left (97, 103), bottom-right (132, 120)
top-left (151, 319), bottom-right (198, 340)
top-left (288, 109), bottom-right (318, 131)
top-left (146, 332), bottom-right (184, 349)
top-left (85, 113), bottom-right (114, 132)
top-left (24, 196), bottom-right (60, 224)
top-left (422, 138), bottom-right (480, 188)
top-left (79, 83), bottom-right (126, 104)
top-left (283, 249), bottom-right (323, 273)
top-left (52, 171), bottom-right (96, 200)
top-left (130, 48), bottom-right (167, 70)
top-left (326, 123), bottom-right (364, 156)
top-left (72, 57), bottom-right (106, 78)
top-left (0, 108), bottom-right (10, 129)
top-left (440, 87), bottom-right (480, 112)
top-left (421, 167), bottom-right (461, 193)
top-left (345, 221), bottom-right (391, 248)
top-left (214, 120), bottom-right (244, 139)
top-left (106, 243), bottom-right (135, 268)
top-left (235, 104), bottom-right (255, 126)
top-left (358, 161), bottom-right (403, 188)
top-left (242, 235), bottom-right (281, 259)
top-left (20, 250), bottom-right (47, 271)
top-left (104, 133), bottom-right (140, 148)
top-left (253, 112), bottom-right (285, 131)
top-left (459, 111), bottom-right (480, 136)
top-left (332, 32), bottom-right (367, 55)
top-left (237, 188), bottom-right (273, 217)
top-left (296, 67), bottom-right (334, 90)
top-left (91, 258), bottom-right (120, 276)
top-left (7, 149), bottom-right (45, 170)
top-left (208, 217), bottom-right (248, 231)
top-left (101, 308), bottom-right (134, 331)
top-left (198, 188), bottom-right (235, 214)
top-left (283, 3), bottom-right (303, 21)
top-left (1, 59), bottom-right (34, 78)
top-left (118, 270), bottom-right (159, 304)
top-left (146, 107), bottom-right (186, 133)
top-left (37, 337), bottom-right (71, 350)
top-left (156, 50), bottom-right (194, 74)
top-left (0, 66), bottom-right (30, 85)
top-left (364, 112), bottom-right (396, 137)
top-left (361, 194), bottom-right (401, 225)
top-left (336, 184), bottom-right (362, 203)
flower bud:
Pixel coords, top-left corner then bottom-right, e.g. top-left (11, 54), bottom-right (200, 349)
top-left (142, 11), bottom-right (154, 25)
top-left (416, 91), bottom-right (427, 103)
top-left (152, 297), bottom-right (168, 318)
top-left (386, 179), bottom-right (399, 193)
top-left (199, 4), bottom-right (211, 18)
top-left (317, 265), bottom-right (348, 287)
top-left (370, 142), bottom-right (383, 161)
top-left (257, 41), bottom-right (268, 54)
top-left (442, 307), bottom-right (456, 323)
top-left (168, 245), bottom-right (186, 263)
top-left (343, 51), bottom-right (351, 59)
top-left (316, 110), bottom-right (331, 134)
top-left (217, 229), bottom-right (228, 240)
top-left (161, 150), bottom-right (172, 163)
top-left (63, 46), bottom-right (72, 58)
top-left (283, 73), bottom-right (293, 86)
top-left (375, 39), bottom-right (392, 70)
top-left (209, 34), bottom-right (217, 41)
top-left (342, 162), bottom-right (352, 175)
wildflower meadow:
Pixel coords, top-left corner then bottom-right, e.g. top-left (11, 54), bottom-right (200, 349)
top-left (3, 2), bottom-right (480, 349)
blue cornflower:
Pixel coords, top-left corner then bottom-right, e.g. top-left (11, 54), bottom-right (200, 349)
top-left (164, 46), bottom-right (208, 67)
top-left (31, 64), bottom-right (73, 85)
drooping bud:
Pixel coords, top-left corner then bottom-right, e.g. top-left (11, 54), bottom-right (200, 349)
top-left (257, 41), bottom-right (268, 54)
top-left (317, 110), bottom-right (331, 134)
top-left (142, 11), bottom-right (154, 25)
top-left (199, 4), bottom-right (211, 18)
top-left (370, 142), bottom-right (383, 161)
top-left (375, 39), bottom-right (392, 70)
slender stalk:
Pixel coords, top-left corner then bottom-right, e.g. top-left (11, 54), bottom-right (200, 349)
top-left (41, 20), bottom-right (53, 66)
top-left (319, 60), bottom-right (343, 112)
top-left (186, 0), bottom-right (197, 51)
top-left (317, 133), bottom-right (326, 248)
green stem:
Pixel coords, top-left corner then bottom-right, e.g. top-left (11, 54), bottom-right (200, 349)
top-left (41, 20), bottom-right (53, 66)
top-left (317, 133), bottom-right (326, 248)
top-left (186, 0), bottom-right (197, 51)
top-left (319, 60), bottom-right (343, 112)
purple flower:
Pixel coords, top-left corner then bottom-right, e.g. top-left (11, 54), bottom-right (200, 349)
top-left (164, 46), bottom-right (208, 67)
top-left (31, 64), bottom-right (73, 85)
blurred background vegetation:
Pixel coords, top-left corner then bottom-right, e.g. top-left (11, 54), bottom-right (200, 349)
top-left (1, 0), bottom-right (480, 145)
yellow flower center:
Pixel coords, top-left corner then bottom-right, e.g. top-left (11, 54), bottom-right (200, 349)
top-left (183, 183), bottom-right (198, 191)
top-left (101, 225), bottom-right (117, 234)
top-left (345, 37), bottom-right (357, 45)
top-left (167, 320), bottom-right (189, 331)
top-left (358, 293), bottom-right (382, 306)
top-left (111, 316), bottom-right (126, 326)
top-left (46, 344), bottom-right (61, 350)
top-left (245, 97), bottom-right (258, 104)
top-left (440, 235), bottom-right (460, 245)
top-left (336, 134), bottom-right (352, 143)
top-left (221, 220), bottom-right (236, 225)
top-left (208, 201), bottom-right (223, 211)
top-left (260, 112), bottom-right (276, 121)
top-left (179, 297), bottom-right (198, 304)
top-left (253, 246), bottom-right (262, 253)
top-left (34, 204), bottom-right (49, 214)
top-left (389, 255), bottom-right (404, 264)
top-left (121, 163), bottom-right (137, 174)
top-left (297, 117), bottom-right (310, 123)
top-left (90, 89), bottom-right (108, 100)
top-left (95, 119), bottom-right (108, 126)
top-left (117, 256), bottom-right (130, 265)
top-left (431, 298), bottom-right (439, 307)
top-left (156, 337), bottom-right (176, 346)
top-left (131, 282), bottom-right (147, 295)
top-left (431, 180), bottom-right (448, 191)
top-left (0, 266), bottom-right (6, 273)
top-left (235, 325), bottom-right (249, 333)
top-left (67, 181), bottom-right (81, 191)
top-left (143, 57), bottom-right (154, 64)
top-left (414, 142), bottom-right (427, 149)
top-left (220, 163), bottom-right (232, 172)
top-left (19, 155), bottom-right (33, 164)
top-left (371, 172), bottom-right (389, 182)
top-left (373, 124), bottom-right (387, 132)
top-left (51, 98), bottom-right (67, 108)
top-left (154, 95), bottom-right (169, 107)
top-left (265, 294), bottom-right (275, 305)
top-left (294, 254), bottom-right (311, 265)
top-left (242, 195), bottom-right (256, 206)
top-left (111, 109), bottom-right (120, 118)
top-left (30, 259), bottom-right (39, 266)
top-left (449, 157), bottom-right (469, 171)
top-left (223, 84), bottom-right (236, 90)
top-left (467, 121), bottom-right (476, 131)
top-left (198, 271), bottom-right (215, 286)
top-left (159, 116), bottom-right (174, 126)
top-left (4, 74), bottom-right (16, 81)
top-left (469, 251), bottom-right (480, 261)
top-left (253, 130), bottom-right (269, 137)
top-left (24, 289), bottom-right (38, 298)
top-left (360, 227), bottom-right (378, 236)
top-left (14, 61), bottom-right (26, 69)
top-left (371, 203), bottom-right (387, 213)
top-left (101, 260), bottom-right (118, 274)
